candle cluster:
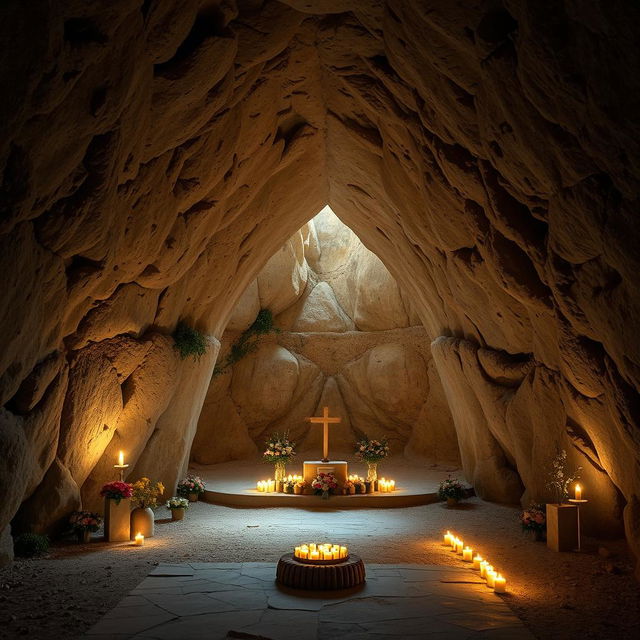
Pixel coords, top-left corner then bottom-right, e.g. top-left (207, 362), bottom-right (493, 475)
top-left (378, 478), bottom-right (396, 492)
top-left (347, 474), bottom-right (363, 483)
top-left (256, 480), bottom-right (275, 492)
top-left (294, 543), bottom-right (348, 561)
top-left (442, 531), bottom-right (507, 593)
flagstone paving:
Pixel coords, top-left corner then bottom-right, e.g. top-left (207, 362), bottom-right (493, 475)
top-left (83, 562), bottom-right (534, 640)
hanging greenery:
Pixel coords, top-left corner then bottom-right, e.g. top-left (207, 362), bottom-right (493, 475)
top-left (172, 321), bottom-right (208, 360)
top-left (213, 308), bottom-right (278, 377)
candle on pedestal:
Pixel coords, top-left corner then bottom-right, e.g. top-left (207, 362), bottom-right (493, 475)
top-left (575, 484), bottom-right (582, 500)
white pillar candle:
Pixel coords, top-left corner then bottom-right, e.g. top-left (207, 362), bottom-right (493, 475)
top-left (480, 561), bottom-right (489, 578)
top-left (575, 484), bottom-right (582, 500)
top-left (486, 570), bottom-right (497, 589)
top-left (456, 540), bottom-right (464, 555)
top-left (443, 532), bottom-right (452, 546)
top-left (494, 574), bottom-right (507, 593)
top-left (472, 555), bottom-right (482, 570)
top-left (340, 546), bottom-right (347, 558)
top-left (463, 547), bottom-right (473, 562)
top-left (390, 480), bottom-right (395, 491)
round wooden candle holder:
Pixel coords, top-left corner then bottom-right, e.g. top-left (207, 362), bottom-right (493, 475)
top-left (276, 553), bottom-right (365, 590)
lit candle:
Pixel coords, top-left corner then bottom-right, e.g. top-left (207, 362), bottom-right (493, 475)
top-left (323, 550), bottom-right (333, 560)
top-left (463, 547), bottom-right (473, 562)
top-left (118, 451), bottom-right (124, 466)
top-left (449, 534), bottom-right (456, 548)
top-left (494, 574), bottom-right (507, 593)
top-left (450, 537), bottom-right (459, 551)
top-left (310, 543), bottom-right (317, 552)
top-left (389, 480), bottom-right (395, 491)
top-left (472, 555), bottom-right (483, 570)
top-left (456, 540), bottom-right (464, 555)
top-left (294, 546), bottom-right (300, 558)
top-left (480, 561), bottom-right (489, 578)
top-left (340, 546), bottom-right (347, 558)
top-left (332, 546), bottom-right (340, 560)
top-left (443, 531), bottom-right (452, 546)
top-left (134, 532), bottom-right (144, 546)
top-left (483, 564), bottom-right (494, 581)
top-left (575, 484), bottom-right (582, 500)
top-left (486, 569), bottom-right (497, 588)
top-left (268, 479), bottom-right (275, 492)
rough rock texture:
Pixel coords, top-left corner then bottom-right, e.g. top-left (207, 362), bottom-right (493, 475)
top-left (0, 0), bottom-right (639, 573)
top-left (194, 211), bottom-right (457, 461)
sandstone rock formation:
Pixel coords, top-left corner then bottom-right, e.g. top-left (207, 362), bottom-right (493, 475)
top-left (194, 210), bottom-right (456, 461)
top-left (0, 1), bottom-right (639, 574)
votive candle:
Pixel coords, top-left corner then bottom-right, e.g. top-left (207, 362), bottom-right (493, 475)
top-left (472, 555), bottom-right (483, 570)
top-left (494, 574), bottom-right (507, 593)
top-left (486, 570), bottom-right (497, 589)
top-left (134, 533), bottom-right (144, 546)
top-left (480, 560), bottom-right (489, 578)
top-left (463, 547), bottom-right (473, 562)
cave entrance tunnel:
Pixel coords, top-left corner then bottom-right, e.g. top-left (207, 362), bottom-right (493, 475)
top-left (2, 1), bottom-right (639, 570)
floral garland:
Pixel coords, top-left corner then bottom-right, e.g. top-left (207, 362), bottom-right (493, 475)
top-left (100, 481), bottom-right (133, 504)
top-left (263, 432), bottom-right (296, 464)
top-left (354, 437), bottom-right (390, 463)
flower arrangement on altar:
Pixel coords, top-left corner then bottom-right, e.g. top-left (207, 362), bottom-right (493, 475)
top-left (344, 480), bottom-right (355, 495)
top-left (546, 449), bottom-right (582, 504)
top-left (100, 481), bottom-right (133, 504)
top-left (438, 475), bottom-right (466, 503)
top-left (166, 496), bottom-right (190, 510)
top-left (312, 472), bottom-right (338, 499)
top-left (521, 503), bottom-right (546, 540)
top-left (263, 433), bottom-right (296, 463)
top-left (177, 475), bottom-right (206, 497)
top-left (294, 479), bottom-right (306, 495)
top-left (354, 437), bottom-right (389, 462)
top-left (132, 477), bottom-right (165, 509)
top-left (283, 477), bottom-right (297, 493)
top-left (69, 511), bottom-right (102, 533)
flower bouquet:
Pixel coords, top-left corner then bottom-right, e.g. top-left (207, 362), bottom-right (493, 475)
top-left (438, 475), bottom-right (466, 506)
top-left (100, 481), bottom-right (133, 504)
top-left (166, 496), bottom-right (189, 521)
top-left (263, 432), bottom-right (296, 482)
top-left (69, 510), bottom-right (102, 543)
top-left (354, 436), bottom-right (389, 483)
top-left (132, 477), bottom-right (165, 509)
top-left (283, 478), bottom-right (296, 494)
top-left (546, 449), bottom-right (582, 504)
top-left (521, 503), bottom-right (546, 541)
top-left (344, 480), bottom-right (355, 495)
top-left (312, 472), bottom-right (338, 499)
top-left (177, 475), bottom-right (206, 501)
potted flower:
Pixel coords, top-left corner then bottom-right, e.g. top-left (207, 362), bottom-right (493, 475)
top-left (293, 480), bottom-right (306, 495)
top-left (130, 477), bottom-right (164, 538)
top-left (344, 480), bottom-right (355, 495)
top-left (312, 472), bottom-right (338, 499)
top-left (69, 510), bottom-right (102, 543)
top-left (354, 436), bottom-right (390, 484)
top-left (521, 503), bottom-right (546, 541)
top-left (438, 475), bottom-right (466, 506)
top-left (166, 496), bottom-right (189, 521)
top-left (100, 481), bottom-right (133, 542)
top-left (177, 475), bottom-right (206, 502)
top-left (283, 478), bottom-right (296, 494)
top-left (263, 432), bottom-right (296, 484)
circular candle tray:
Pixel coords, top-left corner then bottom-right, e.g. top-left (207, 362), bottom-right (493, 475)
top-left (293, 554), bottom-right (350, 565)
top-left (277, 553), bottom-right (365, 590)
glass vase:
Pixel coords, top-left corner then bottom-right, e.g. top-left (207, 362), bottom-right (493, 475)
top-left (366, 462), bottom-right (378, 483)
top-left (274, 460), bottom-right (286, 483)
top-left (322, 490), bottom-right (329, 500)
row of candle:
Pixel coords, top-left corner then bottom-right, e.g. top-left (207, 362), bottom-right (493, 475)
top-left (443, 531), bottom-right (507, 593)
top-left (256, 479), bottom-right (275, 492)
top-left (347, 475), bottom-right (363, 483)
top-left (378, 478), bottom-right (396, 492)
top-left (294, 543), bottom-right (348, 560)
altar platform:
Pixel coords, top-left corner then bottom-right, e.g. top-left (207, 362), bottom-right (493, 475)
top-left (190, 457), bottom-right (461, 509)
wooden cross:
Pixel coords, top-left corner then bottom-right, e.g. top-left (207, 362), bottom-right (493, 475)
top-left (307, 406), bottom-right (341, 462)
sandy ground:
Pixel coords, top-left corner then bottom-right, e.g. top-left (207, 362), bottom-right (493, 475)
top-left (0, 498), bottom-right (638, 640)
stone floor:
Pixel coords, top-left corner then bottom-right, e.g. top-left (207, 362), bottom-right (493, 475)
top-left (83, 561), bottom-right (533, 640)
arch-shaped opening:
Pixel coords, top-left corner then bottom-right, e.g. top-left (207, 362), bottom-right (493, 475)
top-left (0, 2), bottom-right (638, 585)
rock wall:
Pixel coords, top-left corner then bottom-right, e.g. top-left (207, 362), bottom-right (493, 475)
top-left (193, 208), bottom-right (458, 463)
top-left (0, 1), bottom-right (639, 571)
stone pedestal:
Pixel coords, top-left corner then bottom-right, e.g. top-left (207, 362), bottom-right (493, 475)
top-left (303, 461), bottom-right (348, 486)
top-left (546, 503), bottom-right (578, 552)
top-left (104, 497), bottom-right (131, 542)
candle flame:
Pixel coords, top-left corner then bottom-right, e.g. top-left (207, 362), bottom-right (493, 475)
top-left (575, 484), bottom-right (581, 491)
